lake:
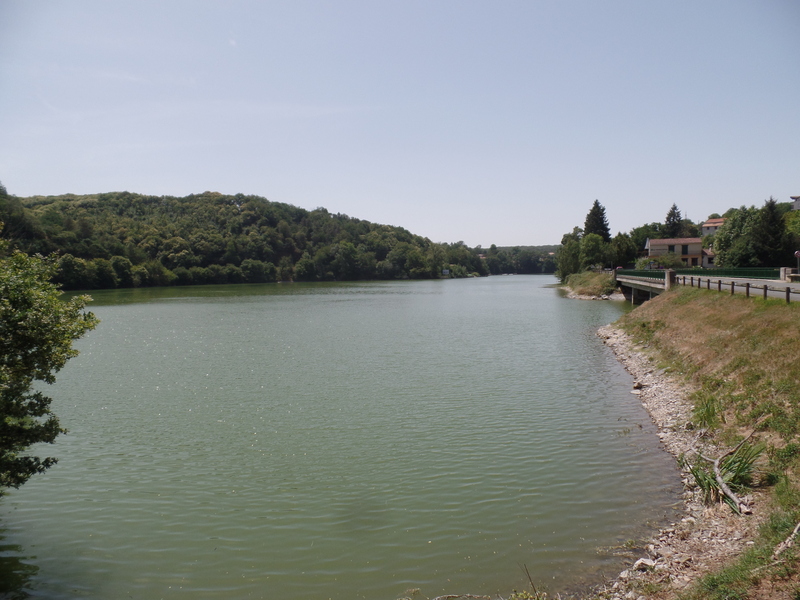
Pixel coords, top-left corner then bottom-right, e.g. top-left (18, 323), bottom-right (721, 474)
top-left (0, 275), bottom-right (681, 599)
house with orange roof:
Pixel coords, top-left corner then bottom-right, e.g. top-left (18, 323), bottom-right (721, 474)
top-left (701, 218), bottom-right (726, 236)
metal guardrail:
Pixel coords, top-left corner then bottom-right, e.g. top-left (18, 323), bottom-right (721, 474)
top-left (615, 270), bottom-right (799, 303)
top-left (677, 275), bottom-right (799, 304)
top-left (674, 268), bottom-right (781, 280)
top-left (618, 268), bottom-right (782, 280)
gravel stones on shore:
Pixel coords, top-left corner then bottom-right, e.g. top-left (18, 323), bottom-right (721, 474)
top-left (594, 325), bottom-right (764, 600)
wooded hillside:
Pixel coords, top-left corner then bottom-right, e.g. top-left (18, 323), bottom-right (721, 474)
top-left (0, 188), bottom-right (555, 289)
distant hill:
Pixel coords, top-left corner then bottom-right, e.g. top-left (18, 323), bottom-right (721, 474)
top-left (493, 244), bottom-right (559, 255)
top-left (0, 189), bottom-right (554, 290)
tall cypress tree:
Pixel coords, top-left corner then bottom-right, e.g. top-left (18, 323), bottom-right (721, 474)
top-left (583, 200), bottom-right (611, 243)
top-left (664, 204), bottom-right (683, 238)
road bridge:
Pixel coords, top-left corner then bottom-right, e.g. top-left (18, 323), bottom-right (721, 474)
top-left (614, 269), bottom-right (800, 304)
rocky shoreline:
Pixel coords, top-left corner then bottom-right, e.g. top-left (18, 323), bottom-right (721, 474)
top-left (592, 325), bottom-right (765, 600)
top-left (563, 289), bottom-right (626, 302)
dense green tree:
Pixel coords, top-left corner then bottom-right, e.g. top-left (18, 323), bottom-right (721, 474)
top-left (629, 222), bottom-right (662, 252)
top-left (55, 254), bottom-right (91, 289)
top-left (110, 256), bottom-right (134, 287)
top-left (402, 247), bottom-right (424, 278)
top-left (514, 248), bottom-right (542, 274)
top-left (555, 228), bottom-right (583, 281)
top-left (680, 219), bottom-right (700, 238)
top-left (143, 260), bottom-right (177, 286)
top-left (93, 258), bottom-right (119, 289)
top-left (710, 200), bottom-right (794, 267)
top-left (425, 244), bottom-right (447, 278)
top-left (538, 253), bottom-right (556, 274)
top-left (0, 184), bottom-right (44, 242)
top-left (579, 233), bottom-right (608, 269)
top-left (556, 240), bottom-right (581, 281)
top-left (485, 244), bottom-right (504, 275)
top-left (609, 232), bottom-right (639, 267)
top-left (751, 198), bottom-right (791, 266)
top-left (292, 253), bottom-right (317, 281)
top-left (132, 264), bottom-right (150, 287)
top-left (713, 206), bottom-right (760, 267)
top-left (277, 256), bottom-right (294, 281)
top-left (584, 200), bottom-right (611, 243)
top-left (0, 232), bottom-right (98, 492)
top-left (785, 211), bottom-right (800, 245)
top-left (172, 266), bottom-right (193, 285)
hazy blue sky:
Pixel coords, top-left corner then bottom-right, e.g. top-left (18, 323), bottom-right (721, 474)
top-left (1, 1), bottom-right (798, 246)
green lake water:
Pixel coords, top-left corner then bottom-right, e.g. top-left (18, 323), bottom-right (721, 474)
top-left (0, 275), bottom-right (681, 599)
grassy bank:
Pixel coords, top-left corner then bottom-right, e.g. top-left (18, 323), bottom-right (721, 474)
top-left (616, 286), bottom-right (800, 599)
top-left (565, 271), bottom-right (617, 297)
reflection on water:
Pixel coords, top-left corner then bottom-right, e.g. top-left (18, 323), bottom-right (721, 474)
top-left (0, 526), bottom-right (37, 599)
top-left (6, 276), bottom-right (680, 599)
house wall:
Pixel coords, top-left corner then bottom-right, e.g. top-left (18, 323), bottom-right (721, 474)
top-left (648, 241), bottom-right (704, 267)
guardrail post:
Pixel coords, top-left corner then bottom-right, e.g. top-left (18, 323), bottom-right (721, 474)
top-left (718, 280), bottom-right (722, 292)
top-left (787, 287), bottom-right (791, 304)
top-left (665, 269), bottom-right (675, 291)
top-left (731, 281), bottom-right (735, 295)
top-left (707, 278), bottom-right (711, 290)
top-left (763, 284), bottom-right (768, 300)
top-left (745, 282), bottom-right (750, 298)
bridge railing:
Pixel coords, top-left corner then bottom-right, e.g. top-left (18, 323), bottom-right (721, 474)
top-left (674, 267), bottom-right (781, 280)
top-left (677, 275), bottom-right (799, 303)
top-left (618, 268), bottom-right (782, 280)
top-left (615, 269), bottom-right (665, 280)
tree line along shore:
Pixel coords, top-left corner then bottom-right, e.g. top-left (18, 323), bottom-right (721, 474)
top-left (0, 185), bottom-right (557, 290)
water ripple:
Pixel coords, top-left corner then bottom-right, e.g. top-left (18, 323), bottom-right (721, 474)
top-left (2, 277), bottom-right (681, 599)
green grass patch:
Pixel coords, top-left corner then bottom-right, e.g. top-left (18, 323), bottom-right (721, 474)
top-left (565, 271), bottom-right (616, 297)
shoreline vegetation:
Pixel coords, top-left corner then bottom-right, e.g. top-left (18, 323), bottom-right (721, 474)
top-left (563, 271), bottom-right (623, 301)
top-left (563, 284), bottom-right (800, 600)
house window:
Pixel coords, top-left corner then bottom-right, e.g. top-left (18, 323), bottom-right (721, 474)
top-left (692, 258), bottom-right (698, 266)
top-left (682, 245), bottom-right (689, 255)
top-left (668, 245), bottom-right (675, 253)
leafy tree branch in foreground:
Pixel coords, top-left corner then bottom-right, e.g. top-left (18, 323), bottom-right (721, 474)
top-left (0, 228), bottom-right (98, 492)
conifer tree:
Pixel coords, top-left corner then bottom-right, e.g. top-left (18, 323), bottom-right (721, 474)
top-left (583, 200), bottom-right (611, 243)
top-left (664, 204), bottom-right (683, 238)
